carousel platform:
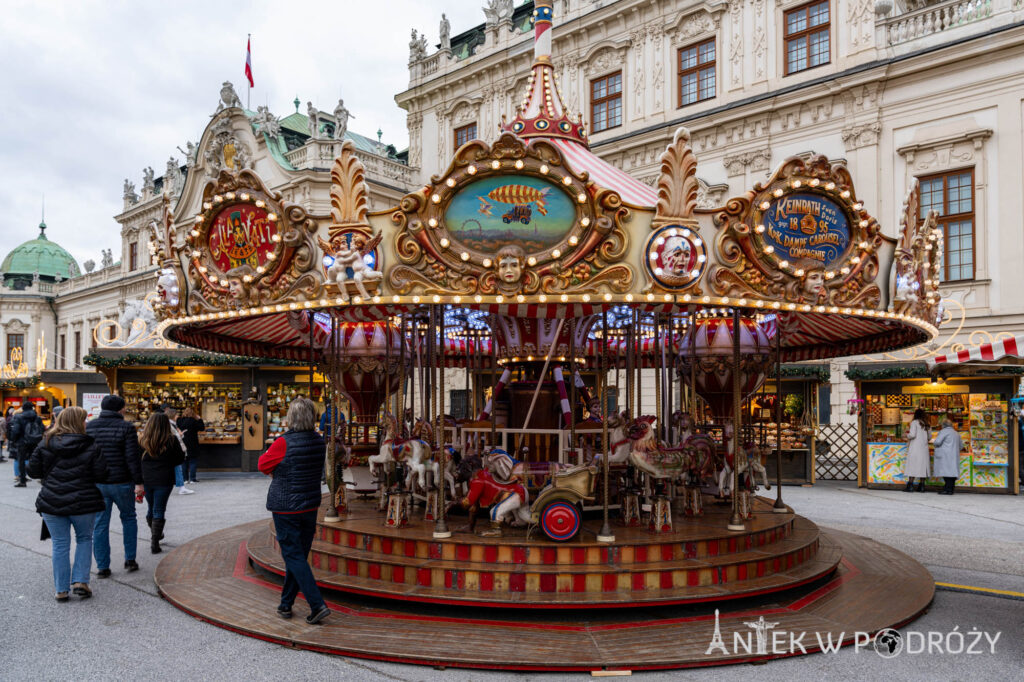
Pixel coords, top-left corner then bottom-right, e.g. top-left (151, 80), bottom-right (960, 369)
top-left (244, 496), bottom-right (839, 608)
top-left (155, 497), bottom-right (934, 670)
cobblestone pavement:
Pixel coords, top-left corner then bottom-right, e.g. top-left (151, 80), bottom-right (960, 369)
top-left (1, 462), bottom-right (1021, 681)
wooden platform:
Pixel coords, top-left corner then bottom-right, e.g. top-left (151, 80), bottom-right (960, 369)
top-left (245, 497), bottom-right (839, 608)
top-left (155, 520), bottom-right (934, 670)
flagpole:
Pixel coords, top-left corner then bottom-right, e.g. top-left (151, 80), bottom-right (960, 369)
top-left (247, 33), bottom-right (251, 110)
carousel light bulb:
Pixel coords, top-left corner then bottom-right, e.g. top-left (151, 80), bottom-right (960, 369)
top-left (303, 301), bottom-right (313, 308)
top-left (539, 294), bottom-right (547, 302)
top-left (198, 265), bottom-right (207, 273)
top-left (271, 234), bottom-right (281, 242)
top-left (760, 201), bottom-right (771, 210)
top-left (702, 296), bottom-right (711, 303)
top-left (841, 266), bottom-right (850, 275)
top-left (475, 294), bottom-right (483, 303)
top-left (467, 165), bottom-right (477, 175)
top-left (482, 258), bottom-right (492, 268)
top-left (213, 195), bottom-right (223, 203)
top-left (772, 301), bottom-right (782, 309)
top-left (460, 251), bottom-right (469, 261)
top-left (577, 193), bottom-right (586, 203)
top-left (654, 267), bottom-right (664, 274)
top-left (825, 271), bottom-right (835, 279)
top-left (826, 182), bottom-right (836, 191)
top-left (255, 200), bottom-right (265, 208)
top-left (779, 260), bottom-right (789, 269)
top-left (412, 296), bottom-right (421, 303)
top-left (650, 253), bottom-right (659, 261)
top-left (266, 252), bottom-right (276, 260)
top-left (552, 249), bottom-right (561, 258)
top-left (580, 216), bottom-right (590, 228)
top-left (267, 213), bottom-right (277, 222)
top-left (242, 274), bottom-right (252, 283)
top-left (445, 178), bottom-right (456, 189)
top-left (690, 268), bottom-right (700, 277)
top-left (562, 176), bottom-right (572, 185)
top-left (496, 295), bottom-right (504, 303)
top-left (490, 160), bottom-right (501, 170)
top-left (561, 294), bottom-right (568, 302)
top-left (439, 237), bottom-right (450, 247)
top-left (517, 294), bottom-right (526, 303)
top-left (764, 245), bottom-right (775, 254)
top-left (810, 179), bottom-right (820, 187)
top-left (604, 293), bottom-right (612, 301)
top-left (755, 224), bottom-right (765, 233)
top-left (841, 191), bottom-right (851, 199)
top-left (569, 235), bottom-right (579, 245)
top-left (515, 160), bottom-right (524, 170)
top-left (431, 194), bottom-right (441, 204)
top-left (429, 218), bottom-right (438, 227)
top-left (792, 180), bottom-right (802, 188)
top-left (795, 268), bottom-right (805, 276)
top-left (226, 192), bottom-right (237, 200)
top-left (851, 256), bottom-right (861, 264)
top-left (682, 294), bottom-right (691, 302)
top-left (433, 295), bottom-right (441, 303)
top-left (773, 188), bottom-right (784, 198)
top-left (203, 202), bottom-right (212, 210)
top-left (540, 164), bottom-right (549, 174)
top-left (528, 256), bottom-right (537, 266)
top-left (801, 304), bottom-right (812, 311)
top-left (859, 219), bottom-right (869, 228)
top-left (352, 295), bottom-right (362, 303)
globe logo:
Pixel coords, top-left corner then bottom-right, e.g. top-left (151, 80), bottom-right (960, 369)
top-left (873, 628), bottom-right (904, 658)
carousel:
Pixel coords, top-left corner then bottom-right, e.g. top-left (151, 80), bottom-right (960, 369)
top-left (151, 1), bottom-right (940, 670)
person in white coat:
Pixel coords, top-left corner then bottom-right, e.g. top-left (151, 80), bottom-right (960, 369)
top-left (931, 418), bottom-right (962, 495)
top-left (904, 407), bottom-right (930, 492)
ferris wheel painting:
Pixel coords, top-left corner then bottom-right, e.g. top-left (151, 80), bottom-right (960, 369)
top-left (446, 175), bottom-right (575, 252)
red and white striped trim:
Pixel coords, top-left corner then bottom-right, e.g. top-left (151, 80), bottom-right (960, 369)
top-left (549, 138), bottom-right (657, 207)
top-left (928, 333), bottom-right (1024, 368)
top-left (553, 366), bottom-right (572, 428)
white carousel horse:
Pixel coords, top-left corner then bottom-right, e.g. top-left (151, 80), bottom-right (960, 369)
top-left (671, 410), bottom-right (694, 446)
top-left (627, 416), bottom-right (691, 483)
top-left (369, 413), bottom-right (439, 491)
top-left (716, 438), bottom-right (771, 497)
top-left (589, 412), bottom-right (633, 465)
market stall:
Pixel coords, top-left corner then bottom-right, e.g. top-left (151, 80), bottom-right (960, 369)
top-left (851, 364), bottom-right (1019, 494)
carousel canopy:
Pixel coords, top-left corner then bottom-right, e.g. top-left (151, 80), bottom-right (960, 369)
top-left (155, 1), bottom-right (941, 365)
top-left (927, 333), bottom-right (1024, 370)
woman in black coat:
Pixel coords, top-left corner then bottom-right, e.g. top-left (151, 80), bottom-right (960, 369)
top-left (139, 412), bottom-right (185, 554)
top-left (176, 408), bottom-right (205, 484)
top-left (27, 407), bottom-right (108, 601)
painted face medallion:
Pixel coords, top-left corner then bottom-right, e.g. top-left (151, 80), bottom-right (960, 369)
top-left (645, 225), bottom-right (707, 289)
top-left (445, 175), bottom-right (574, 252)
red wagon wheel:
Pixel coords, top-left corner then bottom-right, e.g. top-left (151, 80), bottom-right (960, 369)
top-left (540, 501), bottom-right (581, 541)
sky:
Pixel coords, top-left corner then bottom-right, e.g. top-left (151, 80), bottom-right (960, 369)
top-left (0, 0), bottom-right (487, 267)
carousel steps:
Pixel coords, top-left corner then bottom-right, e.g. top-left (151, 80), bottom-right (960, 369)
top-left (246, 523), bottom-right (840, 608)
top-left (245, 496), bottom-right (842, 608)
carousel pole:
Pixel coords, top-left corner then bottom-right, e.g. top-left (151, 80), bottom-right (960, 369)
top-left (728, 307), bottom-right (746, 531)
top-left (434, 304), bottom-right (451, 538)
top-left (634, 309), bottom-right (641, 418)
top-left (569, 324), bottom-right (577, 464)
top-left (399, 313), bottom-right (407, 430)
top-left (308, 315), bottom-right (315, 395)
top-left (597, 308), bottom-right (614, 543)
top-left (626, 317), bottom-right (634, 417)
top-left (324, 312), bottom-right (340, 523)
top-left (489, 314), bottom-right (497, 451)
top-left (688, 305), bottom-right (698, 419)
top-left (654, 314), bottom-right (662, 442)
top-left (773, 320), bottom-right (787, 512)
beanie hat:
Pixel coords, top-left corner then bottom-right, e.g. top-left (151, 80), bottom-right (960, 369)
top-left (101, 395), bottom-right (125, 412)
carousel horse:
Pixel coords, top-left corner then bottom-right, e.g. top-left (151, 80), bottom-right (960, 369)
top-left (452, 448), bottom-right (530, 537)
top-left (716, 436), bottom-right (771, 498)
top-left (671, 410), bottom-right (694, 445)
top-left (589, 411), bottom-right (634, 465)
top-left (369, 413), bottom-right (439, 491)
top-left (627, 416), bottom-right (691, 483)
top-left (679, 433), bottom-right (717, 517)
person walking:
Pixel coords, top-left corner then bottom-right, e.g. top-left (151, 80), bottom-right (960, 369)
top-left (903, 407), bottom-right (931, 492)
top-left (176, 407), bottom-right (205, 484)
top-left (163, 407), bottom-right (194, 495)
top-left (138, 412), bottom-right (185, 554)
top-left (0, 409), bottom-right (8, 462)
top-left (27, 407), bottom-right (108, 601)
top-left (9, 402), bottom-right (45, 487)
top-left (258, 397), bottom-right (329, 625)
top-left (87, 395), bottom-right (143, 577)
top-left (931, 418), bottom-right (963, 495)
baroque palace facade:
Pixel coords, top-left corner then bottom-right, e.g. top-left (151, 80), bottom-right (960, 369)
top-left (399, 0), bottom-right (1024, 422)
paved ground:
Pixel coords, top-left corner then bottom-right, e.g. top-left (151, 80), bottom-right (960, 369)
top-left (1, 458), bottom-right (1021, 681)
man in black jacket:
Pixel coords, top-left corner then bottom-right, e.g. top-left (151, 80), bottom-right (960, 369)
top-left (86, 395), bottom-right (144, 576)
top-left (9, 403), bottom-right (44, 487)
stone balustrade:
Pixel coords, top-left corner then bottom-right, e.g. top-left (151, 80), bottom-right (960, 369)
top-left (285, 141), bottom-right (415, 188)
top-left (882, 0), bottom-right (996, 46)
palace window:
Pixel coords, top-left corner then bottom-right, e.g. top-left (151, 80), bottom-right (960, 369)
top-left (785, 1), bottom-right (830, 75)
top-left (678, 39), bottom-right (716, 107)
top-left (7, 333), bottom-right (24, 362)
top-left (920, 169), bottom-right (975, 282)
top-left (129, 242), bottom-right (138, 271)
top-left (454, 123), bottom-right (477, 149)
top-left (590, 71), bottom-right (623, 133)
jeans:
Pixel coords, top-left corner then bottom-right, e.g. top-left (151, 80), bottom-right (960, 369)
top-left (12, 457), bottom-right (19, 477)
top-left (93, 483), bottom-right (138, 568)
top-left (174, 465), bottom-right (184, 487)
top-left (272, 511), bottom-right (325, 612)
top-left (144, 485), bottom-right (173, 521)
top-left (42, 513), bottom-right (96, 593)
top-left (184, 458), bottom-right (198, 482)
top-left (16, 444), bottom-right (30, 484)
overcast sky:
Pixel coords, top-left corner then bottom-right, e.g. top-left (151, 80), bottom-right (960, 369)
top-left (0, 0), bottom-right (488, 267)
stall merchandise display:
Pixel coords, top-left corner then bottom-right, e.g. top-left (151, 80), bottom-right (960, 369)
top-left (121, 381), bottom-right (243, 444)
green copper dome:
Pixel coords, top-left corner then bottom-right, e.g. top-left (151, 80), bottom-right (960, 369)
top-left (1, 222), bottom-right (81, 280)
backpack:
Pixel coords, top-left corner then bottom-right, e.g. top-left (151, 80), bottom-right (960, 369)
top-left (22, 416), bottom-right (44, 448)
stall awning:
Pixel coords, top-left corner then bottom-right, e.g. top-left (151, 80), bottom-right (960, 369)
top-left (927, 334), bottom-right (1024, 369)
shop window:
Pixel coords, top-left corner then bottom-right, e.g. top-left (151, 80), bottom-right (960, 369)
top-left (6, 333), bottom-right (24, 361)
top-left (678, 39), bottom-right (716, 107)
top-left (590, 71), bottom-right (623, 133)
top-left (454, 123), bottom-right (477, 149)
top-left (919, 169), bottom-right (975, 282)
top-left (785, 0), bottom-right (830, 75)
top-left (59, 334), bottom-right (66, 370)
top-left (129, 242), bottom-right (138, 271)
top-left (74, 331), bottom-right (81, 369)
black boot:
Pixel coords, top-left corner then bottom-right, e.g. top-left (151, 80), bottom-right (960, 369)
top-left (151, 518), bottom-right (165, 554)
top-left (146, 516), bottom-right (152, 530)
top-left (915, 480), bottom-right (925, 492)
top-left (903, 478), bottom-right (914, 492)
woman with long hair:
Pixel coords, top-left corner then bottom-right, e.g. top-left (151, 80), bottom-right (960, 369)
top-left (904, 407), bottom-right (931, 492)
top-left (139, 412), bottom-right (185, 553)
top-left (27, 406), bottom-right (108, 601)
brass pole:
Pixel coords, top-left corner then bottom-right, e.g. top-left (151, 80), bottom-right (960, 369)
top-left (597, 308), bottom-right (614, 542)
top-left (773, 319), bottom-right (786, 512)
top-left (324, 312), bottom-right (340, 522)
top-left (689, 305), bottom-right (698, 420)
top-left (489, 314), bottom-right (497, 450)
top-left (569, 322), bottom-right (577, 464)
top-left (728, 308), bottom-right (745, 531)
top-left (654, 313), bottom-right (662, 441)
top-left (435, 304), bottom-right (451, 537)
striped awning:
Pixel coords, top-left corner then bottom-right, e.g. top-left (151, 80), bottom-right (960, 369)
top-left (927, 334), bottom-right (1024, 369)
top-left (549, 138), bottom-right (657, 207)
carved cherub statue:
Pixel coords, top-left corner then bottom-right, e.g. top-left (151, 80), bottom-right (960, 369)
top-left (326, 232), bottom-right (383, 301)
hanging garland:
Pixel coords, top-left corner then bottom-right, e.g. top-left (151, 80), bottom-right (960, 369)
top-left (845, 365), bottom-right (1024, 381)
top-left (768, 365), bottom-right (831, 383)
top-left (0, 375), bottom-right (41, 389)
top-left (83, 351), bottom-right (301, 369)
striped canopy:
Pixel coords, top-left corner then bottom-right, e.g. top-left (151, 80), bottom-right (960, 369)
top-left (927, 334), bottom-right (1024, 369)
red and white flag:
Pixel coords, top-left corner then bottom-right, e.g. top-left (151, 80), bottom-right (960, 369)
top-left (244, 36), bottom-right (254, 87)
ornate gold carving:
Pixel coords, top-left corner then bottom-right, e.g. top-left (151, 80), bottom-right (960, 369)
top-left (385, 132), bottom-right (633, 298)
top-left (183, 169), bottom-right (323, 316)
top-left (653, 127), bottom-right (699, 228)
top-left (891, 180), bottom-right (942, 322)
top-left (708, 155), bottom-right (883, 309)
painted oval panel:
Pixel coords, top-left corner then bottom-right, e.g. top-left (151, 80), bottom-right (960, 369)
top-left (445, 175), bottom-right (575, 252)
top-left (208, 204), bottom-right (277, 273)
top-left (762, 193), bottom-right (850, 268)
